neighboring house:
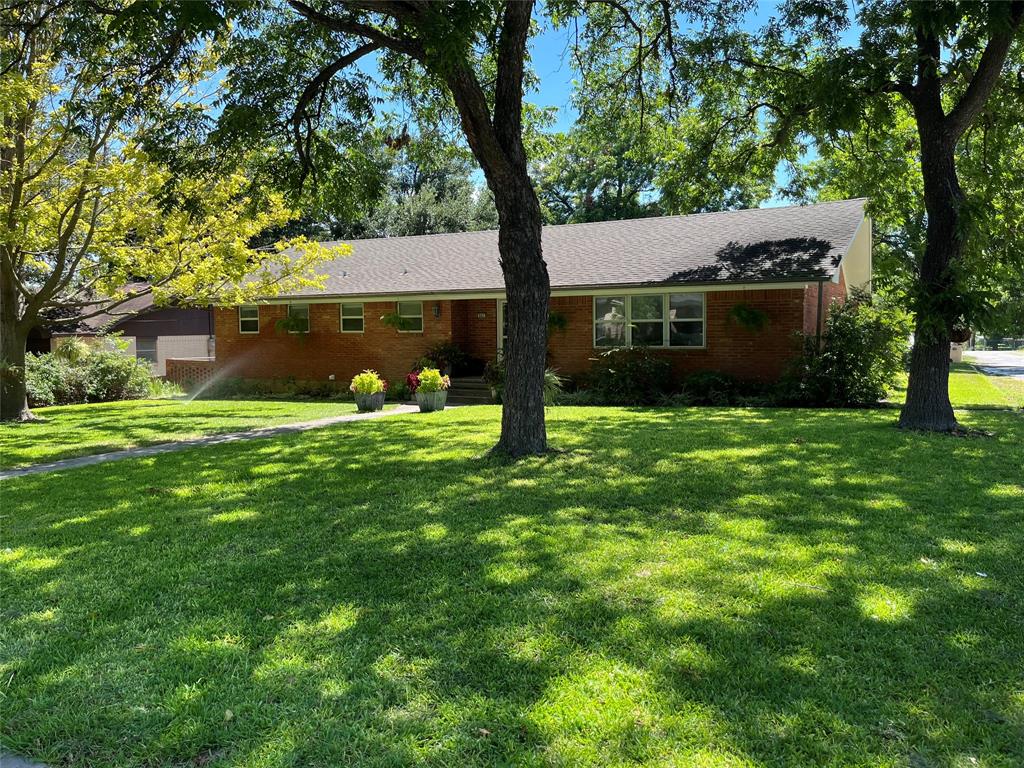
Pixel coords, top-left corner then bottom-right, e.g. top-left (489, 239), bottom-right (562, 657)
top-left (29, 291), bottom-right (215, 377)
top-left (209, 199), bottom-right (871, 389)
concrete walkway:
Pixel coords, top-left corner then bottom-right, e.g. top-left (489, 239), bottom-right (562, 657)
top-left (966, 350), bottom-right (1024, 380)
top-left (1, 750), bottom-right (48, 767)
top-left (0, 404), bottom-right (419, 481)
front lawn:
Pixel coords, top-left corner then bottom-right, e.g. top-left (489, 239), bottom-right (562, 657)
top-left (0, 398), bottom-right (362, 469)
top-left (891, 362), bottom-right (1022, 409)
top-left (2, 406), bottom-right (1022, 767)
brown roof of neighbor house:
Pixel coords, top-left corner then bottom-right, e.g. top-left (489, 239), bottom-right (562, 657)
top-left (278, 198), bottom-right (868, 299)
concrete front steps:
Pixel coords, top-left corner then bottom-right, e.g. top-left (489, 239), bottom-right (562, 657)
top-left (447, 377), bottom-right (494, 405)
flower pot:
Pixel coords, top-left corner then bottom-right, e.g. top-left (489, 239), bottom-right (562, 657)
top-left (355, 391), bottom-right (385, 412)
top-left (415, 389), bottom-right (447, 412)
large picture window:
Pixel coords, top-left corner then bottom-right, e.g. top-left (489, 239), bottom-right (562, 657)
top-left (239, 305), bottom-right (259, 334)
top-left (593, 293), bottom-right (704, 349)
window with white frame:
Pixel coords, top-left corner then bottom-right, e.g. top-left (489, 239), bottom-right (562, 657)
top-left (396, 301), bottom-right (423, 332)
top-left (593, 293), bottom-right (704, 348)
top-left (287, 303), bottom-right (310, 333)
top-left (340, 302), bottom-right (364, 332)
top-left (239, 305), bottom-right (259, 334)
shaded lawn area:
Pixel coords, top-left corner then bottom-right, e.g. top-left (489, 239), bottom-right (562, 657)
top-left (891, 362), bottom-right (1023, 409)
top-left (2, 406), bottom-right (1022, 767)
top-left (0, 399), bottom-right (363, 469)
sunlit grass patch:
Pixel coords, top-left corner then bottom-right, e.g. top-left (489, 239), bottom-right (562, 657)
top-left (1, 406), bottom-right (1022, 767)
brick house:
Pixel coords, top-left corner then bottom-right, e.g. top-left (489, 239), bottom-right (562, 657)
top-left (202, 199), bottom-right (871, 391)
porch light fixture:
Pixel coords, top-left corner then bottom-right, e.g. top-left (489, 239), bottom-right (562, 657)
top-left (433, 303), bottom-right (441, 318)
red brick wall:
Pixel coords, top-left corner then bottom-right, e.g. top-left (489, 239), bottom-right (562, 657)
top-left (214, 300), bottom-right (456, 387)
top-left (545, 289), bottom-right (808, 382)
top-left (215, 287), bottom-right (832, 388)
top-left (802, 267), bottom-right (848, 335)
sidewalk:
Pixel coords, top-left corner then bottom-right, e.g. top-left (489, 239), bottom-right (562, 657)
top-left (0, 404), bottom-right (419, 481)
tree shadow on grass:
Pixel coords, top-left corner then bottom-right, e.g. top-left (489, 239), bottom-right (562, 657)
top-left (2, 407), bottom-right (1022, 766)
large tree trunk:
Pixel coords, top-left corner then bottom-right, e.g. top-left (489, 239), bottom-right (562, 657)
top-left (492, 177), bottom-right (550, 457)
top-left (0, 317), bottom-right (34, 422)
top-left (898, 123), bottom-right (959, 432)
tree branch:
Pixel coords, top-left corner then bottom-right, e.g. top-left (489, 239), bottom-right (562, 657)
top-left (291, 41), bottom-right (381, 182)
top-left (944, 1), bottom-right (1024, 141)
top-left (287, 0), bottom-right (424, 60)
top-left (493, 0), bottom-right (533, 166)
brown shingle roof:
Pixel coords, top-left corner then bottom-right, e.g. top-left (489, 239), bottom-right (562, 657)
top-left (281, 198), bottom-right (867, 299)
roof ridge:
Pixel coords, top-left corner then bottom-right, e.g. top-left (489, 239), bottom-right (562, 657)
top-left (321, 198), bottom-right (868, 247)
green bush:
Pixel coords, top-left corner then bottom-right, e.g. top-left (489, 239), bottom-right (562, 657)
top-left (677, 371), bottom-right (772, 407)
top-left (481, 354), bottom-right (563, 405)
top-left (586, 347), bottom-right (672, 405)
top-left (415, 341), bottom-right (468, 375)
top-left (415, 367), bottom-right (450, 393)
top-left (350, 369), bottom-right (386, 395)
top-left (26, 339), bottom-right (150, 407)
top-left (778, 295), bottom-right (910, 407)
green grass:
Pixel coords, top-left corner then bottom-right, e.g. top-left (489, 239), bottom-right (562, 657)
top-left (0, 399), bottom-right (363, 469)
top-left (891, 362), bottom-right (1022, 409)
top-left (2, 406), bottom-right (1022, 767)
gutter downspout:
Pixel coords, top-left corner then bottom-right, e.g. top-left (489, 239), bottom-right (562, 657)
top-left (816, 280), bottom-right (825, 350)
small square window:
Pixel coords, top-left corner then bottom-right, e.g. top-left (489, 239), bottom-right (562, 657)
top-left (397, 301), bottom-right (423, 333)
top-left (239, 305), bottom-right (259, 334)
top-left (340, 303), bottom-right (364, 333)
top-left (135, 337), bottom-right (158, 364)
top-left (287, 304), bottom-right (310, 333)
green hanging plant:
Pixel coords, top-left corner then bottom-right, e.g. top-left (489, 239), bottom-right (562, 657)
top-left (547, 310), bottom-right (569, 334)
top-left (380, 311), bottom-right (417, 331)
top-left (729, 303), bottom-right (769, 332)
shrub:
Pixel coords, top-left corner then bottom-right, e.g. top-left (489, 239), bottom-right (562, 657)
top-left (675, 371), bottom-right (772, 406)
top-left (778, 294), bottom-right (910, 407)
top-left (481, 354), bottom-right (563, 405)
top-left (350, 369), bottom-right (387, 395)
top-left (482, 355), bottom-right (505, 396)
top-left (389, 381), bottom-right (411, 401)
top-left (414, 367), bottom-right (450, 393)
top-left (26, 354), bottom-right (87, 406)
top-left (679, 371), bottom-right (741, 406)
top-left (415, 341), bottom-right (467, 374)
top-left (87, 349), bottom-right (152, 402)
top-left (586, 347), bottom-right (672, 405)
top-left (25, 340), bottom-right (150, 407)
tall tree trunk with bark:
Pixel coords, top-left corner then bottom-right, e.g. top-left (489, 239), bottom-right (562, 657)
top-left (896, 6), bottom-right (1023, 430)
top-left (898, 126), bottom-right (960, 431)
top-left (0, 287), bottom-right (33, 421)
top-left (492, 177), bottom-right (549, 456)
top-left (444, 1), bottom-right (550, 457)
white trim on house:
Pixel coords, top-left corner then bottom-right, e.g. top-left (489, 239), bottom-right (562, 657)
top-left (395, 300), bottom-right (423, 333)
top-left (340, 302), bottom-right (364, 333)
top-left (254, 281), bottom-right (818, 306)
top-left (239, 305), bottom-right (260, 334)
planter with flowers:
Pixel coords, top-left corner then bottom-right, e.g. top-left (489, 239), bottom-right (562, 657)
top-left (408, 367), bottom-right (450, 412)
top-left (350, 369), bottom-right (387, 412)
